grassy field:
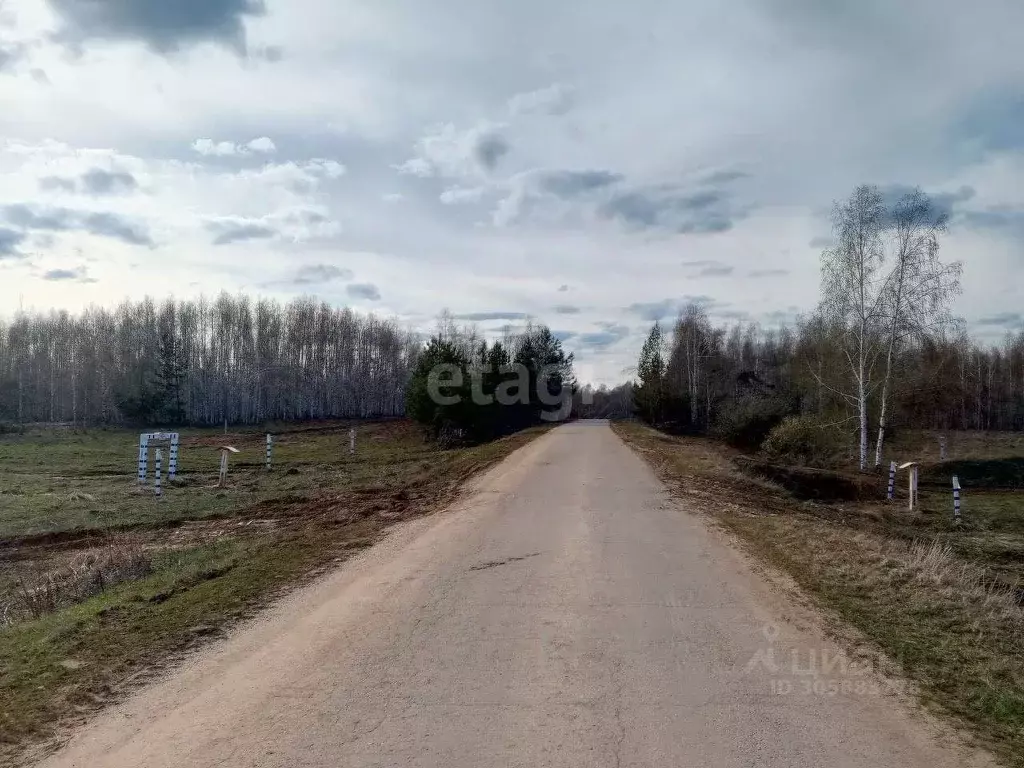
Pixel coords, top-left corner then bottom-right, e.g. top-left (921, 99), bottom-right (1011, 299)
top-left (613, 421), bottom-right (1024, 767)
top-left (0, 419), bottom-right (548, 765)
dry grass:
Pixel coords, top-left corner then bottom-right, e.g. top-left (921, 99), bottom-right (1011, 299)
top-left (2, 539), bottom-right (152, 626)
top-left (896, 539), bottom-right (1023, 626)
top-left (613, 420), bottom-right (1024, 766)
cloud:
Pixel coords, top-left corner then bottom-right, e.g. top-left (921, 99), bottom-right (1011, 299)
top-left (878, 184), bottom-right (975, 222)
top-left (749, 268), bottom-right (790, 277)
top-left (0, 228), bottom-right (25, 257)
top-left (0, 43), bottom-right (22, 71)
top-left (950, 87), bottom-right (1024, 154)
top-left (451, 311), bottom-right (529, 322)
top-left (809, 236), bottom-right (833, 249)
top-left (557, 284), bottom-right (570, 292)
top-left (439, 186), bottom-right (487, 205)
top-left (507, 83), bottom-right (575, 116)
top-left (680, 260), bottom-right (733, 276)
top-left (626, 296), bottom-right (718, 322)
top-left (536, 170), bottom-right (623, 197)
top-left (3, 204), bottom-right (75, 231)
top-left (382, 193), bottom-right (405, 204)
top-left (598, 187), bottom-right (738, 234)
top-left (49, 0), bottom-right (267, 55)
top-left (553, 330), bottom-right (576, 343)
top-left (39, 176), bottom-right (78, 192)
top-left (976, 312), bottom-right (1023, 328)
top-left (396, 122), bottom-right (511, 178)
top-left (1, 204), bottom-right (152, 246)
top-left (192, 137), bottom-right (279, 156)
top-left (960, 207), bottom-right (1024, 235)
top-left (553, 305), bottom-right (581, 315)
top-left (474, 133), bottom-right (510, 172)
top-left (208, 220), bottom-right (278, 245)
top-left (39, 168), bottom-right (138, 195)
top-left (81, 168), bottom-right (138, 195)
top-left (702, 170), bottom-right (749, 186)
top-left (714, 309), bottom-right (752, 321)
top-left (697, 265), bottom-right (734, 277)
top-left (576, 324), bottom-right (630, 350)
top-left (81, 212), bottom-right (153, 246)
top-left (493, 168), bottom-right (623, 226)
top-left (293, 264), bottom-right (353, 284)
top-left (247, 137), bottom-right (277, 153)
top-left (42, 267), bottom-right (95, 283)
top-left (304, 159), bottom-right (346, 179)
top-left (346, 283), bottom-right (381, 301)
top-left (493, 169), bottom-right (746, 234)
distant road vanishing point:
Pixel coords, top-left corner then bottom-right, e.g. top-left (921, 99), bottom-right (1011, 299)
top-left (39, 421), bottom-right (989, 768)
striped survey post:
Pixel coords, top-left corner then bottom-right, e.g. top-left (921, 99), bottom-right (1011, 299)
top-left (137, 439), bottom-right (147, 485)
top-left (168, 434), bottom-right (179, 480)
top-left (154, 448), bottom-right (163, 497)
top-left (953, 475), bottom-right (961, 523)
top-left (349, 427), bottom-right (355, 455)
top-left (138, 435), bottom-right (150, 484)
top-left (887, 461), bottom-right (896, 500)
top-left (266, 434), bottom-right (273, 471)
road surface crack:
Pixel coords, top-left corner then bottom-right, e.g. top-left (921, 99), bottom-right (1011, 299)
top-left (468, 552), bottom-right (541, 571)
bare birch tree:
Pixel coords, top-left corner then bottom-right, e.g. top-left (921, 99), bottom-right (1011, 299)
top-left (872, 188), bottom-right (962, 465)
top-left (819, 185), bottom-right (887, 470)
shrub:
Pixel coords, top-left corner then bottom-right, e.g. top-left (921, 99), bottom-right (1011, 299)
top-left (762, 415), bottom-right (847, 468)
top-left (713, 396), bottom-right (792, 451)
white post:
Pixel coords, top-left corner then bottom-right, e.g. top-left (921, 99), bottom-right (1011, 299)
top-left (137, 438), bottom-right (147, 485)
top-left (887, 461), bottom-right (896, 501)
top-left (908, 465), bottom-right (919, 511)
top-left (939, 435), bottom-right (947, 461)
top-left (219, 451), bottom-right (228, 487)
top-left (154, 448), bottom-right (163, 497)
top-left (139, 435), bottom-right (149, 485)
top-left (952, 475), bottom-right (961, 523)
top-left (349, 427), bottom-right (355, 455)
top-left (265, 434), bottom-right (273, 471)
top-left (168, 433), bottom-right (179, 479)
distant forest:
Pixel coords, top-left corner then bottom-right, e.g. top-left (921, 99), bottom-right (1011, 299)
top-left (0, 295), bottom-right (419, 426)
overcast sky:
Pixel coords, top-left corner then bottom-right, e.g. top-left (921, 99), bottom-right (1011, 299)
top-left (1, 0), bottom-right (1022, 384)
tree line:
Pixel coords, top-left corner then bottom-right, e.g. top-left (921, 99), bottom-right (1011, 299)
top-left (0, 294), bottom-right (419, 427)
top-left (632, 185), bottom-right (1024, 467)
top-left (406, 318), bottom-right (575, 443)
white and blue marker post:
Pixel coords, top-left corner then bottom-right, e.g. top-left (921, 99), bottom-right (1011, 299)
top-left (266, 434), bottom-right (273, 471)
top-left (154, 448), bottom-right (163, 497)
top-left (887, 460), bottom-right (896, 501)
top-left (953, 475), bottom-right (961, 523)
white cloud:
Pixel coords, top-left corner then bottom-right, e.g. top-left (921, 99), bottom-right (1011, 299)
top-left (439, 186), bottom-right (487, 205)
top-left (246, 136), bottom-right (277, 153)
top-left (192, 136), bottom-right (279, 157)
top-left (507, 83), bottom-right (575, 116)
top-left (396, 121), bottom-right (510, 180)
top-left (192, 139), bottom-right (241, 157)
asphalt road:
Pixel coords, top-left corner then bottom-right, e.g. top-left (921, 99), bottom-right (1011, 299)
top-left (39, 421), bottom-right (989, 767)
